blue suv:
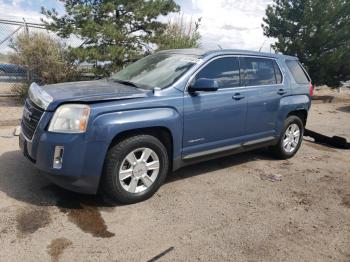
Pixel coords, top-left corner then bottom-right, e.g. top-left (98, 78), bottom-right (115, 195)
top-left (19, 49), bottom-right (313, 203)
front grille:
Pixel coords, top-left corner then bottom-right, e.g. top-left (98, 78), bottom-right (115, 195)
top-left (21, 99), bottom-right (44, 140)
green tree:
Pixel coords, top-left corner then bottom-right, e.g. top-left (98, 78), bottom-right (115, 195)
top-left (41, 0), bottom-right (179, 76)
top-left (262, 0), bottom-right (350, 86)
top-left (155, 15), bottom-right (201, 50)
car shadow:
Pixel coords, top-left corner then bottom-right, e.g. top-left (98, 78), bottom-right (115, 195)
top-left (0, 149), bottom-right (109, 208)
top-left (337, 105), bottom-right (350, 113)
top-left (0, 148), bottom-right (282, 238)
top-left (0, 148), bottom-right (277, 208)
top-left (168, 149), bottom-right (276, 183)
top-left (311, 95), bottom-right (335, 103)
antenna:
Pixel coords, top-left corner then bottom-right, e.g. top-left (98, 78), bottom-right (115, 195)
top-left (259, 39), bottom-right (267, 52)
top-left (217, 44), bottom-right (223, 50)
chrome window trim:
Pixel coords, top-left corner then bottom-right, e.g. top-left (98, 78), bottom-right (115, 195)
top-left (185, 54), bottom-right (285, 93)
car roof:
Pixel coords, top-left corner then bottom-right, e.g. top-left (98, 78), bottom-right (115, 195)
top-left (158, 48), bottom-right (298, 60)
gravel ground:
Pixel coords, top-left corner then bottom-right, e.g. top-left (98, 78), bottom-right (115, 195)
top-left (0, 92), bottom-right (349, 262)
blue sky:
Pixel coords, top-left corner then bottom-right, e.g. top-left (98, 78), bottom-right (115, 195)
top-left (0, 0), bottom-right (275, 51)
top-left (2, 0), bottom-right (63, 11)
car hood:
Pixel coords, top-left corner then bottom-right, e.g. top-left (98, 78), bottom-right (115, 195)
top-left (39, 79), bottom-right (148, 111)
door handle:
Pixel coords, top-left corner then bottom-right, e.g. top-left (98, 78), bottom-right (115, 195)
top-left (232, 93), bottom-right (245, 100)
top-left (277, 89), bottom-right (287, 95)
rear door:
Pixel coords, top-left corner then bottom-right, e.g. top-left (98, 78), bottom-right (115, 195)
top-left (241, 56), bottom-right (287, 138)
top-left (182, 56), bottom-right (247, 158)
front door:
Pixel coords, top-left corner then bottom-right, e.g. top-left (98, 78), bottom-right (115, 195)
top-left (183, 56), bottom-right (247, 158)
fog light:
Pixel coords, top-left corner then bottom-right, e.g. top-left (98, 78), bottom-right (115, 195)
top-left (53, 146), bottom-right (64, 169)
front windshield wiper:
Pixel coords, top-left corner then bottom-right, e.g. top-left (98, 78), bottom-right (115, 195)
top-left (112, 79), bottom-right (141, 88)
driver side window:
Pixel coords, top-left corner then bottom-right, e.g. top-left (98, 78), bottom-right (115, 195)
top-left (195, 57), bottom-right (241, 88)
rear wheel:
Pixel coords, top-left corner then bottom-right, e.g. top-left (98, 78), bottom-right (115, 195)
top-left (101, 135), bottom-right (169, 204)
top-left (271, 115), bottom-right (304, 159)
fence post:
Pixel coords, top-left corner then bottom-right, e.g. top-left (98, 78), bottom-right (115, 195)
top-left (23, 18), bottom-right (29, 35)
top-left (22, 18), bottom-right (31, 84)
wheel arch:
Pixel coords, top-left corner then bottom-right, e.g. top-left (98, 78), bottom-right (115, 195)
top-left (108, 126), bottom-right (174, 167)
top-left (287, 109), bottom-right (308, 126)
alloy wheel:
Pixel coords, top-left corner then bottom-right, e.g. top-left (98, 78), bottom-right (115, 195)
top-left (118, 147), bottom-right (160, 193)
top-left (282, 123), bottom-right (301, 153)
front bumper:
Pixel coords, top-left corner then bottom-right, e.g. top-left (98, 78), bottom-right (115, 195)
top-left (19, 124), bottom-right (108, 194)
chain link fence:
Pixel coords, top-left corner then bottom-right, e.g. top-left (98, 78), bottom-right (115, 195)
top-left (0, 18), bottom-right (85, 96)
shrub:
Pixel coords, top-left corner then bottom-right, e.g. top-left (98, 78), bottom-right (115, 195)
top-left (155, 14), bottom-right (201, 50)
top-left (11, 83), bottom-right (29, 100)
top-left (9, 32), bottom-right (78, 96)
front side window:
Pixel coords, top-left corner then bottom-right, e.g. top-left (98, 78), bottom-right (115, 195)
top-left (195, 57), bottom-right (240, 88)
top-left (241, 57), bottom-right (277, 86)
top-left (111, 53), bottom-right (200, 90)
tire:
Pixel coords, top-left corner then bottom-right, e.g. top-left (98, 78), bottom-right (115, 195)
top-left (271, 115), bottom-right (304, 159)
top-left (101, 134), bottom-right (169, 204)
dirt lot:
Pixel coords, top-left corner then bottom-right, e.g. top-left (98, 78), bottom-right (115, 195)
top-left (0, 90), bottom-right (349, 262)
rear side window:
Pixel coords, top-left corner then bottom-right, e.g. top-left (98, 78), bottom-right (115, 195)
top-left (273, 61), bottom-right (283, 84)
top-left (240, 57), bottom-right (277, 86)
top-left (286, 60), bottom-right (310, 84)
top-left (195, 57), bottom-right (240, 88)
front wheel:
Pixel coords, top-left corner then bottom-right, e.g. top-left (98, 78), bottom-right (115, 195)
top-left (101, 135), bottom-right (169, 204)
top-left (271, 115), bottom-right (304, 159)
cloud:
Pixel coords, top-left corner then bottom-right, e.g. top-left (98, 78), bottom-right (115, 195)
top-left (0, 0), bottom-right (45, 53)
top-left (0, 0), bottom-right (276, 53)
top-left (178, 0), bottom-right (275, 52)
top-left (221, 24), bottom-right (259, 31)
top-left (0, 0), bottom-right (44, 22)
top-left (12, 0), bottom-right (23, 7)
top-left (0, 0), bottom-right (80, 54)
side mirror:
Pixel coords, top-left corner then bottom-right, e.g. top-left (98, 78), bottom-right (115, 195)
top-left (188, 78), bottom-right (218, 93)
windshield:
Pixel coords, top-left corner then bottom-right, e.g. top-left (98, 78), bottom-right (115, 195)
top-left (110, 53), bottom-right (201, 90)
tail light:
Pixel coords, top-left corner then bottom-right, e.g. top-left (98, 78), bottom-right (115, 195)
top-left (309, 82), bottom-right (314, 96)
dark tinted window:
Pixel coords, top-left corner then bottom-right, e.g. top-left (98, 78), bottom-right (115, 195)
top-left (241, 57), bottom-right (276, 86)
top-left (273, 61), bottom-right (283, 84)
top-left (286, 60), bottom-right (310, 84)
top-left (195, 57), bottom-right (240, 88)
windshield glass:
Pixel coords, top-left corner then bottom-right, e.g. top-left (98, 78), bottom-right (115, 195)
top-left (110, 53), bottom-right (201, 90)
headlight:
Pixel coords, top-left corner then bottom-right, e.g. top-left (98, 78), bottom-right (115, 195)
top-left (48, 104), bottom-right (90, 133)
